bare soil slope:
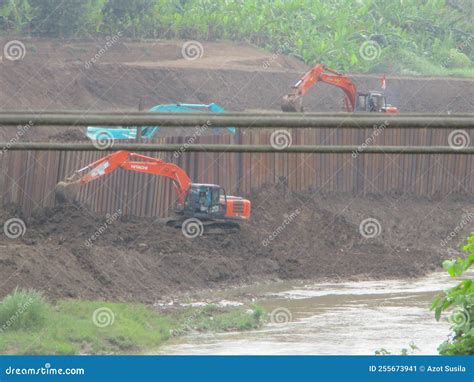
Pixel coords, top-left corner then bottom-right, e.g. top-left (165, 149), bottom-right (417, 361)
top-left (0, 187), bottom-right (471, 302)
top-left (0, 39), bottom-right (472, 141)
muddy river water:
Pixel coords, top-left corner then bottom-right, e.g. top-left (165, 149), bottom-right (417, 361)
top-left (159, 272), bottom-right (458, 355)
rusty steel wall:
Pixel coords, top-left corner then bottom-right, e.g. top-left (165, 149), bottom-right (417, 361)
top-left (1, 128), bottom-right (473, 218)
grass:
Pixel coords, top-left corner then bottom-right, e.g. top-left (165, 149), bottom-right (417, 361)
top-left (0, 290), bottom-right (265, 355)
top-left (171, 304), bottom-right (265, 335)
top-left (379, 48), bottom-right (474, 77)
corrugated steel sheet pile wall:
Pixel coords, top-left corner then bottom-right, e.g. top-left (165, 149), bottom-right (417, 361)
top-left (1, 127), bottom-right (473, 218)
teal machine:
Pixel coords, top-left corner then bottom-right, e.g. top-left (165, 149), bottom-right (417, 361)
top-left (86, 103), bottom-right (236, 140)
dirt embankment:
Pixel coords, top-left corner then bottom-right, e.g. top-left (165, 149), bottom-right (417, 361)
top-left (0, 187), bottom-right (471, 302)
top-left (0, 39), bottom-right (472, 142)
top-left (0, 39), bottom-right (472, 302)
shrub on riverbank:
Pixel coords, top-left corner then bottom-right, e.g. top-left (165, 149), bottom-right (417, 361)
top-left (432, 235), bottom-right (474, 355)
top-left (0, 291), bottom-right (265, 355)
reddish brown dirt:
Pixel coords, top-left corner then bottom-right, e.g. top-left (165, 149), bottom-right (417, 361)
top-left (0, 187), bottom-right (471, 302)
top-left (0, 39), bottom-right (472, 302)
top-left (0, 39), bottom-right (472, 142)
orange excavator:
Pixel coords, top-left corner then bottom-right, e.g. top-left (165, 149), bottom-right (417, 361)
top-left (281, 63), bottom-right (397, 113)
top-left (55, 151), bottom-right (251, 233)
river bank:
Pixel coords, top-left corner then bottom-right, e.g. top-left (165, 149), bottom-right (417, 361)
top-left (0, 289), bottom-right (264, 355)
top-left (159, 272), bottom-right (459, 355)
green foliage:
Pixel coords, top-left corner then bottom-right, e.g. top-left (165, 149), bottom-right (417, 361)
top-left (0, 291), bottom-right (264, 354)
top-left (173, 304), bottom-right (265, 334)
top-left (431, 235), bottom-right (474, 355)
top-left (0, 0), bottom-right (35, 33)
top-left (375, 342), bottom-right (419, 355)
top-left (0, 288), bottom-right (48, 332)
top-left (0, 296), bottom-right (170, 354)
top-left (0, 0), bottom-right (472, 75)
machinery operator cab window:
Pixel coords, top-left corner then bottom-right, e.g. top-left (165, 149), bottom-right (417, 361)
top-left (368, 93), bottom-right (386, 112)
top-left (198, 190), bottom-right (208, 211)
top-left (187, 185), bottom-right (227, 214)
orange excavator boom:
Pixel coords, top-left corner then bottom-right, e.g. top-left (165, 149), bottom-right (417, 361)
top-left (282, 64), bottom-right (357, 112)
top-left (54, 151), bottom-right (251, 229)
top-left (70, 151), bottom-right (191, 204)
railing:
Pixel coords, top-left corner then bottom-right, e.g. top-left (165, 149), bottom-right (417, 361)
top-left (0, 111), bottom-right (473, 153)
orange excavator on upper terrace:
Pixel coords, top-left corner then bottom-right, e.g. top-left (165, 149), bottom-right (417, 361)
top-left (55, 151), bottom-right (251, 233)
top-left (281, 63), bottom-right (398, 113)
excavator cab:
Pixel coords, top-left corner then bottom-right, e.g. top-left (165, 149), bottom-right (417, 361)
top-left (356, 92), bottom-right (398, 113)
top-left (183, 183), bottom-right (251, 222)
top-left (184, 184), bottom-right (227, 220)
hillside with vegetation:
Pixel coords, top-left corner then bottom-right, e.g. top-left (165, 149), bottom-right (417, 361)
top-left (1, 0), bottom-right (473, 76)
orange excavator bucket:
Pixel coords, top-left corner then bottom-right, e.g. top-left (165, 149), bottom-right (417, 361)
top-left (281, 63), bottom-right (358, 113)
top-left (281, 94), bottom-right (304, 112)
top-left (54, 174), bottom-right (82, 204)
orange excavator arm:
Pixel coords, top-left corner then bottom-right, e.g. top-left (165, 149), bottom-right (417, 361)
top-left (55, 150), bottom-right (191, 205)
top-left (281, 63), bottom-right (358, 112)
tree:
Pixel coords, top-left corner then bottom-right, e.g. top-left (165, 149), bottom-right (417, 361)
top-left (0, 0), bottom-right (35, 34)
top-left (101, 0), bottom-right (157, 38)
top-left (432, 235), bottom-right (474, 355)
top-left (28, 0), bottom-right (105, 38)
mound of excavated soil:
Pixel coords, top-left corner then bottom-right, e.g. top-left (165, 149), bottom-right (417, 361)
top-left (0, 187), bottom-right (471, 302)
